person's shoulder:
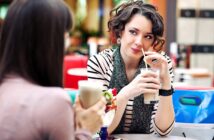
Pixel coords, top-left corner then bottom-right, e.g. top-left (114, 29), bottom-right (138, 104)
top-left (33, 86), bottom-right (73, 117)
top-left (2, 76), bottom-right (71, 104)
top-left (88, 48), bottom-right (114, 66)
top-left (32, 87), bottom-right (74, 133)
top-left (91, 48), bottom-right (114, 59)
top-left (100, 48), bottom-right (114, 58)
top-left (100, 48), bottom-right (114, 55)
top-left (38, 87), bottom-right (71, 104)
top-left (22, 83), bottom-right (71, 110)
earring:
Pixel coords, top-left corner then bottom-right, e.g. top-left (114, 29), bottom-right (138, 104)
top-left (117, 38), bottom-right (121, 44)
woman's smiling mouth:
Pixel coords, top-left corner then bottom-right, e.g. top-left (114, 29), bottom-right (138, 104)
top-left (131, 47), bottom-right (142, 54)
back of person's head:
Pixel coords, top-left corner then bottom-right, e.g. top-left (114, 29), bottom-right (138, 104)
top-left (0, 18), bottom-right (3, 39)
top-left (108, 0), bottom-right (164, 44)
top-left (0, 0), bottom-right (72, 87)
top-left (0, 18), bottom-right (3, 31)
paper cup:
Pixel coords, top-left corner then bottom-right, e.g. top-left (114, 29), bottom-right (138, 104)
top-left (78, 80), bottom-right (102, 109)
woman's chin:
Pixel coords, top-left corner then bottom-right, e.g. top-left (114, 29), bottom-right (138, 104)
top-left (130, 52), bottom-right (142, 60)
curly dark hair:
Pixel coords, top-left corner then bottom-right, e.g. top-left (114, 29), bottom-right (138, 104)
top-left (108, 0), bottom-right (164, 47)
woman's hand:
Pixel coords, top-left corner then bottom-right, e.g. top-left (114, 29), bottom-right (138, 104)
top-left (74, 96), bottom-right (106, 134)
top-left (123, 70), bottom-right (160, 99)
top-left (144, 51), bottom-right (171, 87)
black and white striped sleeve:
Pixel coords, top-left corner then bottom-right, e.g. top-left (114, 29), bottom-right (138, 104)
top-left (161, 51), bottom-right (174, 85)
top-left (151, 52), bottom-right (175, 136)
top-left (87, 49), bottom-right (114, 91)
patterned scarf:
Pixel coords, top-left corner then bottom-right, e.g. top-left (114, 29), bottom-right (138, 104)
top-left (109, 47), bottom-right (155, 134)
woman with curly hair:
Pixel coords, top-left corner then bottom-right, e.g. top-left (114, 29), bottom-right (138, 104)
top-left (88, 0), bottom-right (175, 136)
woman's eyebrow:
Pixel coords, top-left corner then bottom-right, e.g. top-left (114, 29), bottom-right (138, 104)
top-left (129, 27), bottom-right (139, 31)
top-left (129, 27), bottom-right (153, 35)
top-left (146, 32), bottom-right (153, 35)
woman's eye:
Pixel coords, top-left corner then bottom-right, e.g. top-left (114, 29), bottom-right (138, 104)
top-left (145, 35), bottom-right (153, 40)
top-left (129, 30), bottom-right (137, 35)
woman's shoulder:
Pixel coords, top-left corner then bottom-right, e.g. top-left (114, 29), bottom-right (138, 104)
top-left (90, 48), bottom-right (114, 61)
top-left (31, 87), bottom-right (75, 136)
top-left (32, 87), bottom-right (73, 118)
top-left (36, 86), bottom-right (71, 105)
top-left (88, 48), bottom-right (114, 70)
top-left (2, 76), bottom-right (71, 104)
top-left (99, 48), bottom-right (114, 56)
top-left (11, 78), bottom-right (72, 107)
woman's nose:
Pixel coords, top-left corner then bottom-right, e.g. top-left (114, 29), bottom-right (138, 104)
top-left (135, 36), bottom-right (143, 46)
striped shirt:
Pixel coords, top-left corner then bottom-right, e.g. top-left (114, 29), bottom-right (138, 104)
top-left (87, 48), bottom-right (174, 135)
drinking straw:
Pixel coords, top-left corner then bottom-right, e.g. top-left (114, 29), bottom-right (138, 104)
top-left (141, 48), bottom-right (148, 70)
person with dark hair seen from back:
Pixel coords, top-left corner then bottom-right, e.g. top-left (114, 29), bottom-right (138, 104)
top-left (0, 18), bottom-right (3, 37)
top-left (87, 0), bottom-right (175, 136)
top-left (0, 0), bottom-right (106, 140)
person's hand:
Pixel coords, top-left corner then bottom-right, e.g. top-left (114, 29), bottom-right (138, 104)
top-left (123, 70), bottom-right (160, 99)
top-left (74, 96), bottom-right (106, 134)
top-left (144, 52), bottom-right (170, 82)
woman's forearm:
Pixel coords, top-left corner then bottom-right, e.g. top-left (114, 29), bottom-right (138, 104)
top-left (107, 88), bottom-right (129, 134)
top-left (154, 95), bottom-right (175, 132)
top-left (154, 74), bottom-right (175, 132)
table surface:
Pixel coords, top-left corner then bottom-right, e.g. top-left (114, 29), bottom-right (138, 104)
top-left (112, 123), bottom-right (214, 140)
top-left (172, 123), bottom-right (214, 140)
top-left (113, 134), bottom-right (197, 140)
top-left (175, 68), bottom-right (211, 78)
top-left (175, 122), bottom-right (214, 128)
top-left (67, 68), bottom-right (87, 77)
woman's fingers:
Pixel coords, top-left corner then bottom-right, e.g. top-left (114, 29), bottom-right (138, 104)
top-left (74, 96), bottom-right (83, 112)
top-left (144, 52), bottom-right (167, 64)
top-left (75, 97), bottom-right (106, 133)
top-left (141, 82), bottom-right (161, 90)
top-left (138, 71), bottom-right (161, 94)
top-left (91, 97), bottom-right (106, 111)
top-left (143, 89), bottom-right (159, 94)
top-left (140, 70), bottom-right (159, 78)
top-left (141, 77), bottom-right (160, 85)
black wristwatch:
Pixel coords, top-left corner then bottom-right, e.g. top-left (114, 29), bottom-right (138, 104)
top-left (159, 87), bottom-right (174, 96)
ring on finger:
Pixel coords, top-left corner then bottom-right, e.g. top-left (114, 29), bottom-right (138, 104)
top-left (152, 59), bottom-right (158, 63)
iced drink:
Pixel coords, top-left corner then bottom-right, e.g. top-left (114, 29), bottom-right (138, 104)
top-left (78, 80), bottom-right (102, 109)
top-left (141, 68), bottom-right (160, 104)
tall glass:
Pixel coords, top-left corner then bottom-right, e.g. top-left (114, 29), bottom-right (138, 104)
top-left (140, 68), bottom-right (160, 104)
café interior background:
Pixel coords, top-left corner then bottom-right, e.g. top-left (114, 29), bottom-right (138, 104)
top-left (0, 0), bottom-right (214, 87)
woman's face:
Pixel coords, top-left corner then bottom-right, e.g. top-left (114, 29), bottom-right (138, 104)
top-left (120, 14), bottom-right (154, 61)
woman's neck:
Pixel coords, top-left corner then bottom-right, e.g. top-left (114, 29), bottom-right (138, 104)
top-left (121, 52), bottom-right (140, 70)
top-left (120, 51), bottom-right (141, 82)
